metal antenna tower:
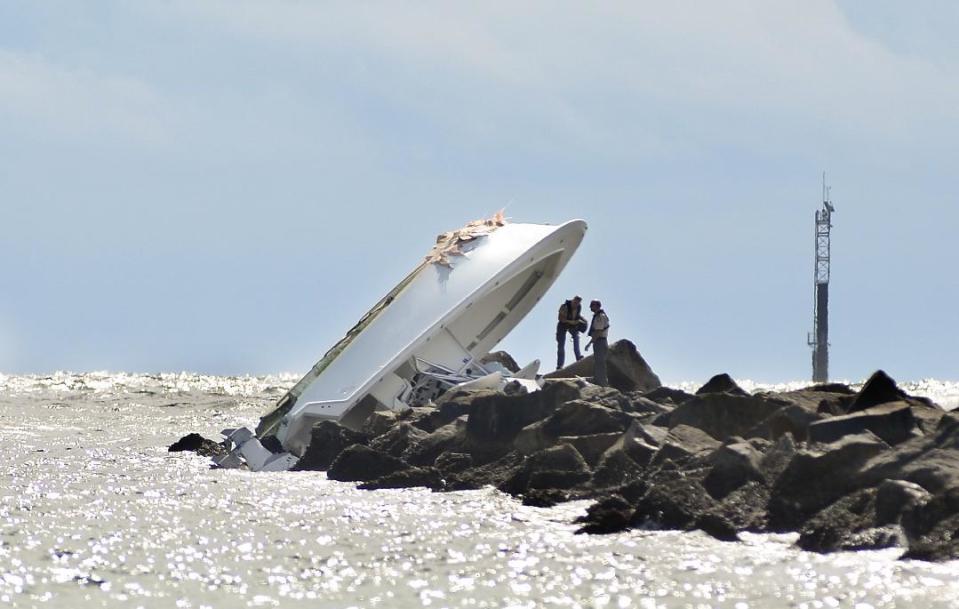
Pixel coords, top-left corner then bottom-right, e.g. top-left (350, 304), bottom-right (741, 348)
top-left (808, 173), bottom-right (835, 383)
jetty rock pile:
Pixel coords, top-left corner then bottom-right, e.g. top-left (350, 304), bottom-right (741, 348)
top-left (173, 339), bottom-right (958, 562)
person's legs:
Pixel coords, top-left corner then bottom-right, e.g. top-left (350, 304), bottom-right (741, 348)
top-left (593, 338), bottom-right (608, 386)
top-left (572, 331), bottom-right (582, 361)
top-left (556, 326), bottom-right (567, 370)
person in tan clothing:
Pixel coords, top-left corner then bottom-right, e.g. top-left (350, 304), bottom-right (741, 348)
top-left (585, 299), bottom-right (610, 386)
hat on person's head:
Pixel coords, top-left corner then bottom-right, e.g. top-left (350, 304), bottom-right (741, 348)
top-left (590, 299), bottom-right (602, 308)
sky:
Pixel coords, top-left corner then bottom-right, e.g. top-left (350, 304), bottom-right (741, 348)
top-left (1, 1), bottom-right (956, 384)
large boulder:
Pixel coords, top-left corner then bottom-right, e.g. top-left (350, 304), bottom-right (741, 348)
top-left (358, 466), bottom-right (443, 491)
top-left (446, 451), bottom-right (528, 491)
top-left (575, 495), bottom-right (633, 534)
top-left (515, 400), bottom-right (635, 454)
top-left (168, 433), bottom-right (226, 458)
top-left (544, 340), bottom-right (661, 392)
top-left (327, 444), bottom-right (409, 482)
top-left (403, 416), bottom-right (469, 466)
top-left (901, 487), bottom-right (959, 561)
top-left (695, 373), bottom-right (749, 397)
top-left (651, 424), bottom-right (721, 467)
top-left (369, 422), bottom-right (430, 458)
top-left (465, 379), bottom-right (585, 456)
top-left (293, 421), bottom-right (369, 471)
top-left (856, 412), bottom-right (959, 494)
top-left (665, 393), bottom-right (791, 443)
top-left (557, 432), bottom-right (623, 467)
top-left (797, 488), bottom-right (906, 553)
top-left (702, 441), bottom-right (765, 499)
top-left (847, 370), bottom-right (908, 412)
top-left (767, 432), bottom-right (890, 530)
top-left (807, 401), bottom-right (918, 446)
top-left (641, 386), bottom-right (694, 406)
top-left (501, 444), bottom-right (591, 495)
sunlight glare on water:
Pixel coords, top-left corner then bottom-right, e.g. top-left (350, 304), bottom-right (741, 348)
top-left (0, 372), bottom-right (957, 607)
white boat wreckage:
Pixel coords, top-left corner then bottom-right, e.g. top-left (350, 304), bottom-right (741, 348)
top-left (217, 214), bottom-right (588, 471)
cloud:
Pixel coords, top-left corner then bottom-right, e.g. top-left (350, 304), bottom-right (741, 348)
top-left (0, 49), bottom-right (171, 145)
top-left (153, 0), bottom-right (959, 163)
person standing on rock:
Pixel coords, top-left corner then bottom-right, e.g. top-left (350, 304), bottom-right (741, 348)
top-left (555, 295), bottom-right (585, 370)
top-left (585, 299), bottom-right (610, 386)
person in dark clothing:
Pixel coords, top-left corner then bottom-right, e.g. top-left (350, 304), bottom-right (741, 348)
top-left (555, 295), bottom-right (584, 370)
top-left (585, 299), bottom-right (610, 386)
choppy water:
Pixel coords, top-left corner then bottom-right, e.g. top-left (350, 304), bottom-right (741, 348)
top-left (0, 372), bottom-right (957, 608)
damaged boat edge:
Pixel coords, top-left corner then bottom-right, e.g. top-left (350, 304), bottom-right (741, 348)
top-left (217, 217), bottom-right (588, 471)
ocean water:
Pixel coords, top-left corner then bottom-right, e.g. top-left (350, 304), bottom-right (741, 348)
top-left (0, 372), bottom-right (957, 609)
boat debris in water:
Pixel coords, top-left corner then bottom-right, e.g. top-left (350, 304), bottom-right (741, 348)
top-left (217, 214), bottom-right (588, 471)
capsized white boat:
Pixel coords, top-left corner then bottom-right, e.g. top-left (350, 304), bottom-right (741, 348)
top-left (217, 214), bottom-right (587, 471)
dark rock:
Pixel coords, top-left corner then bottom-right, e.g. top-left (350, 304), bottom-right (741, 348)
top-left (558, 432), bottom-right (623, 467)
top-left (292, 421), bottom-right (369, 471)
top-left (362, 410), bottom-right (399, 439)
top-left (875, 479), bottom-right (931, 525)
top-left (544, 339), bottom-right (662, 392)
top-left (479, 350), bottom-right (520, 373)
top-left (901, 487), bottom-right (959, 561)
top-left (713, 480), bottom-right (770, 531)
top-left (434, 451), bottom-right (473, 475)
top-left (744, 404), bottom-right (822, 442)
top-left (642, 386), bottom-right (694, 406)
top-left (575, 495), bottom-right (633, 534)
top-left (703, 441), bottom-right (765, 499)
top-left (759, 433), bottom-right (797, 480)
top-left (797, 488), bottom-right (880, 552)
top-left (327, 444), bottom-right (408, 482)
top-left (503, 380), bottom-right (529, 396)
top-left (168, 433), bottom-right (226, 458)
top-left (590, 439), bottom-right (651, 489)
top-left (857, 412), bottom-right (959, 494)
top-left (628, 421), bottom-right (668, 447)
top-left (446, 451), bottom-right (527, 491)
top-left (358, 466), bottom-right (443, 490)
top-left (767, 432), bottom-right (889, 530)
top-left (501, 444), bottom-right (591, 495)
top-left (651, 424), bottom-right (721, 467)
top-left (522, 488), bottom-right (569, 507)
top-left (546, 401), bottom-right (633, 436)
top-left (808, 401), bottom-right (918, 446)
top-left (625, 396), bottom-right (674, 416)
top-left (633, 476), bottom-right (713, 529)
top-left (465, 379), bottom-right (585, 456)
top-left (369, 422), bottom-right (430, 458)
top-left (404, 417), bottom-right (468, 466)
top-left (694, 513), bottom-right (739, 542)
top-left (665, 393), bottom-right (791, 442)
top-left (848, 370), bottom-right (906, 412)
top-left (695, 373), bottom-right (749, 397)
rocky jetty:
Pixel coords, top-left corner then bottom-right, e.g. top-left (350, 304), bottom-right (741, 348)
top-left (171, 340), bottom-right (958, 562)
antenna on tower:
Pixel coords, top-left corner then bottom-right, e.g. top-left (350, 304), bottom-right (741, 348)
top-left (807, 173), bottom-right (835, 382)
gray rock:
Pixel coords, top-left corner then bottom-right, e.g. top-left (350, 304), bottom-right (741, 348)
top-left (369, 422), bottom-right (430, 458)
top-left (544, 339), bottom-right (662, 392)
top-left (695, 373), bottom-right (749, 397)
top-left (768, 432), bottom-right (890, 530)
top-left (558, 432), bottom-right (623, 467)
top-left (293, 421), bottom-right (369, 472)
top-left (404, 416), bottom-right (468, 466)
top-left (327, 444), bottom-right (409, 482)
top-left (875, 479), bottom-right (931, 525)
top-left (358, 466), bottom-right (443, 490)
top-left (651, 424), bottom-right (721, 466)
top-left (808, 401), bottom-right (918, 446)
top-left (362, 410), bottom-right (400, 439)
top-left (703, 441), bottom-right (765, 499)
top-left (665, 393), bottom-right (791, 442)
